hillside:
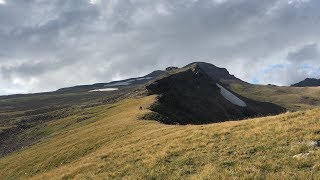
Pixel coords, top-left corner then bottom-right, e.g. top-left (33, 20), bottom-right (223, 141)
top-left (292, 78), bottom-right (320, 87)
top-left (0, 95), bottom-right (320, 179)
top-left (1, 62), bottom-right (320, 157)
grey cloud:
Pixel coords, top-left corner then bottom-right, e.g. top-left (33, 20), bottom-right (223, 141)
top-left (287, 43), bottom-right (319, 62)
top-left (0, 60), bottom-right (69, 79)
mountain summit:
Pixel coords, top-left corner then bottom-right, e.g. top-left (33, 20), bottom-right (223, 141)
top-left (184, 62), bottom-right (243, 82)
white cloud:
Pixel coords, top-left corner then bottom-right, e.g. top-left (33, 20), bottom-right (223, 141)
top-left (89, 0), bottom-right (99, 5)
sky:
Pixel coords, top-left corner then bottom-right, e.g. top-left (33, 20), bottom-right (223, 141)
top-left (0, 0), bottom-right (320, 95)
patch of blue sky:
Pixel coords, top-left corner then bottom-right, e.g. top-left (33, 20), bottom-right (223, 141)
top-left (309, 67), bottom-right (320, 78)
top-left (261, 63), bottom-right (287, 74)
top-left (299, 63), bottom-right (312, 70)
top-left (249, 64), bottom-right (287, 85)
top-left (298, 63), bottom-right (320, 78)
top-left (250, 77), bottom-right (260, 84)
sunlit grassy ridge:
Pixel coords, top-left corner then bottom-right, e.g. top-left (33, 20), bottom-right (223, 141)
top-left (229, 82), bottom-right (320, 111)
top-left (0, 95), bottom-right (320, 179)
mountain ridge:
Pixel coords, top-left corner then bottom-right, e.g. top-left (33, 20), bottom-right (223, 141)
top-left (291, 78), bottom-right (320, 87)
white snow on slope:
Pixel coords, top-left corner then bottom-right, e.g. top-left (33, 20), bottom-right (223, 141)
top-left (216, 83), bottom-right (247, 107)
top-left (104, 77), bottom-right (153, 87)
top-left (89, 88), bottom-right (118, 92)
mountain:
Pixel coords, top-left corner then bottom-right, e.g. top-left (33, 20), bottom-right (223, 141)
top-left (145, 63), bottom-right (284, 124)
top-left (291, 78), bottom-right (320, 87)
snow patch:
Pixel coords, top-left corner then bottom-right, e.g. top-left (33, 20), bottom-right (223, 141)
top-left (89, 88), bottom-right (118, 92)
top-left (216, 83), bottom-right (247, 107)
top-left (104, 77), bottom-right (153, 87)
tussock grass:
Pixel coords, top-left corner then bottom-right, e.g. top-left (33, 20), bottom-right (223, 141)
top-left (0, 95), bottom-right (320, 179)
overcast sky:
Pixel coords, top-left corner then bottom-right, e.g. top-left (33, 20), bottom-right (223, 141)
top-left (0, 0), bottom-right (320, 95)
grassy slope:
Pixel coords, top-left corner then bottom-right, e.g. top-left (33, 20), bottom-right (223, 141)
top-left (228, 82), bottom-right (320, 111)
top-left (0, 96), bottom-right (320, 179)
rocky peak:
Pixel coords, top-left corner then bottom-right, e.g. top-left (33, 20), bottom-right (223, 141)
top-left (185, 62), bottom-right (242, 82)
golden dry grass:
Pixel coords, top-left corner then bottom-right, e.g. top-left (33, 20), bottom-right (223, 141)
top-left (0, 95), bottom-right (320, 179)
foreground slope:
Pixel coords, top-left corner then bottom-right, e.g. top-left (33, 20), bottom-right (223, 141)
top-left (0, 95), bottom-right (320, 179)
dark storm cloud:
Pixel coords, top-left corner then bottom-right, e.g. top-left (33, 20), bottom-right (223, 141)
top-left (0, 60), bottom-right (69, 79)
top-left (0, 0), bottom-right (320, 94)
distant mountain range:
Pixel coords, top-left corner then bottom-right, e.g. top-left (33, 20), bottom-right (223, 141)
top-left (291, 78), bottom-right (320, 87)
